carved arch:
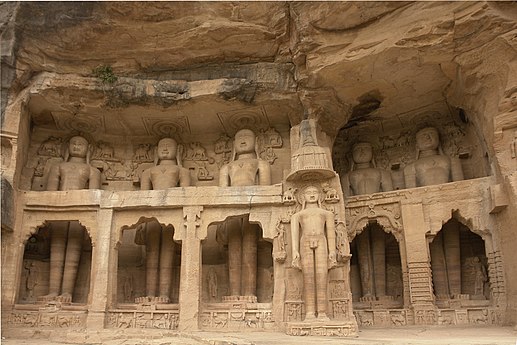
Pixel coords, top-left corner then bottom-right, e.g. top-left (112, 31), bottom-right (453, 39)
top-left (346, 202), bottom-right (403, 243)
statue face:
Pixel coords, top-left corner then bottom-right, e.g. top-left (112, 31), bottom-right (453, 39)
top-left (352, 143), bottom-right (373, 164)
top-left (68, 136), bottom-right (89, 158)
top-left (416, 128), bottom-right (439, 151)
top-left (157, 138), bottom-right (177, 160)
top-left (234, 129), bottom-right (255, 155)
top-left (303, 186), bottom-right (320, 203)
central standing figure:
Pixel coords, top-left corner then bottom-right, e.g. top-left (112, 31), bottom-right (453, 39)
top-left (136, 138), bottom-right (190, 303)
top-left (219, 129), bottom-right (271, 301)
top-left (291, 186), bottom-right (337, 321)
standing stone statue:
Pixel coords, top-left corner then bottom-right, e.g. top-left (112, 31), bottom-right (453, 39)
top-left (341, 142), bottom-right (393, 197)
top-left (291, 186), bottom-right (337, 321)
top-left (219, 129), bottom-right (271, 301)
top-left (404, 127), bottom-right (464, 188)
top-left (44, 135), bottom-right (101, 303)
top-left (136, 138), bottom-right (190, 303)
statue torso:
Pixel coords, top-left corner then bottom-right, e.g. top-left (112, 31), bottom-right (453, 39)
top-left (349, 168), bottom-right (382, 195)
top-left (227, 158), bottom-right (259, 186)
top-left (148, 164), bottom-right (181, 189)
top-left (415, 155), bottom-right (451, 187)
top-left (58, 161), bottom-right (92, 190)
top-left (297, 208), bottom-right (330, 237)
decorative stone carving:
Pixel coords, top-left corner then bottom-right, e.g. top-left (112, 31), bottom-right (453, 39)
top-left (341, 142), bottom-right (393, 197)
top-left (107, 311), bottom-right (178, 329)
top-left (91, 140), bottom-right (115, 160)
top-left (133, 143), bottom-right (154, 162)
top-left (282, 187), bottom-right (297, 205)
top-left (200, 309), bottom-right (273, 330)
top-left (291, 185), bottom-right (337, 321)
top-left (207, 267), bottom-right (218, 302)
top-left (214, 134), bottom-right (232, 168)
top-left (6, 311), bottom-right (86, 328)
top-left (272, 216), bottom-right (288, 263)
top-left (182, 142), bottom-right (215, 181)
top-left (37, 136), bottom-right (63, 157)
top-left (404, 127), bottom-right (464, 188)
top-left (257, 127), bottom-right (283, 164)
top-left (345, 201), bottom-right (403, 242)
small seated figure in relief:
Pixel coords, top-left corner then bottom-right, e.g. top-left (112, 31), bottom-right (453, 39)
top-left (219, 129), bottom-right (271, 301)
top-left (404, 127), bottom-right (464, 188)
top-left (341, 142), bottom-right (393, 197)
top-left (44, 135), bottom-right (101, 303)
top-left (140, 138), bottom-right (190, 190)
top-left (136, 138), bottom-right (190, 304)
top-left (291, 186), bottom-right (337, 321)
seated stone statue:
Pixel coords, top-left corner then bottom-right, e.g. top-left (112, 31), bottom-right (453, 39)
top-left (44, 135), bottom-right (101, 303)
top-left (219, 129), bottom-right (271, 301)
top-left (404, 127), bottom-right (464, 188)
top-left (291, 186), bottom-right (337, 321)
top-left (341, 142), bottom-right (393, 197)
top-left (136, 138), bottom-right (190, 303)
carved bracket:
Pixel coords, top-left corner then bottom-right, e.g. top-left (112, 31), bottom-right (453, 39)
top-left (345, 201), bottom-right (403, 242)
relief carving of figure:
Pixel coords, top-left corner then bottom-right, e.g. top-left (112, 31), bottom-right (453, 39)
top-left (291, 186), bottom-right (337, 321)
top-left (43, 136), bottom-right (100, 303)
top-left (404, 127), bottom-right (464, 188)
top-left (219, 129), bottom-right (271, 300)
top-left (341, 142), bottom-right (393, 197)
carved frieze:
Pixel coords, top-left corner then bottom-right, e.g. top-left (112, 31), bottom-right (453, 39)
top-left (200, 309), bottom-right (273, 330)
top-left (6, 311), bottom-right (86, 328)
top-left (345, 201), bottom-right (403, 242)
top-left (107, 311), bottom-right (178, 329)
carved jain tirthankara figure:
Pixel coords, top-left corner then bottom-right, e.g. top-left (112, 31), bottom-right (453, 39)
top-left (404, 127), bottom-right (464, 188)
top-left (44, 135), bottom-right (101, 302)
top-left (135, 138), bottom-right (190, 303)
top-left (342, 142), bottom-right (393, 197)
top-left (291, 186), bottom-right (337, 321)
top-left (219, 129), bottom-right (271, 301)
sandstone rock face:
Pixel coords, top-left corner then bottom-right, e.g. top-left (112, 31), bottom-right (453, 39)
top-left (1, 1), bottom-right (516, 338)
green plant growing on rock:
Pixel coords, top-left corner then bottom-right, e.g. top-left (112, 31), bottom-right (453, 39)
top-left (93, 65), bottom-right (118, 84)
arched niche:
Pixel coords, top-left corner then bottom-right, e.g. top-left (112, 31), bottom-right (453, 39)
top-left (428, 217), bottom-right (490, 305)
top-left (201, 214), bottom-right (273, 304)
top-left (117, 217), bottom-right (181, 306)
top-left (349, 221), bottom-right (404, 308)
top-left (18, 220), bottom-right (92, 305)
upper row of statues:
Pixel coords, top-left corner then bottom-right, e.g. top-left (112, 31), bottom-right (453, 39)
top-left (45, 126), bottom-right (463, 194)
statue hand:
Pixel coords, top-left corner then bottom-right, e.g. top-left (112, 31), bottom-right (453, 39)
top-left (292, 252), bottom-right (301, 270)
top-left (328, 251), bottom-right (337, 268)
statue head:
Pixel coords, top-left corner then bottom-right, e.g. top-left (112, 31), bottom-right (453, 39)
top-left (231, 129), bottom-right (259, 160)
top-left (352, 142), bottom-right (374, 164)
top-left (415, 127), bottom-right (444, 159)
top-left (154, 138), bottom-right (182, 166)
top-left (65, 135), bottom-right (90, 163)
top-left (416, 127), bottom-right (440, 151)
top-left (300, 185), bottom-right (323, 209)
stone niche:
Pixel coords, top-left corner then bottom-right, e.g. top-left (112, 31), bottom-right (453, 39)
top-left (333, 106), bottom-right (489, 189)
top-left (350, 222), bottom-right (404, 308)
top-left (429, 218), bottom-right (490, 307)
top-left (116, 219), bottom-right (181, 306)
top-left (200, 215), bottom-right (274, 331)
top-left (18, 221), bottom-right (92, 305)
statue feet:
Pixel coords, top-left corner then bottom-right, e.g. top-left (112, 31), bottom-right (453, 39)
top-left (222, 295), bottom-right (257, 303)
top-left (56, 293), bottom-right (72, 303)
top-left (38, 293), bottom-right (58, 302)
top-left (156, 295), bottom-right (170, 303)
top-left (135, 296), bottom-right (170, 304)
top-left (303, 312), bottom-right (317, 322)
top-left (317, 313), bottom-right (330, 321)
top-left (359, 294), bottom-right (376, 302)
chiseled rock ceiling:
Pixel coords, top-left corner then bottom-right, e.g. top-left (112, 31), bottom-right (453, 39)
top-left (9, 1), bottom-right (517, 137)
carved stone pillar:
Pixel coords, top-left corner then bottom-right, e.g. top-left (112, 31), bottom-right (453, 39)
top-left (176, 206), bottom-right (204, 331)
top-left (87, 208), bottom-right (113, 328)
top-left (401, 203), bottom-right (436, 322)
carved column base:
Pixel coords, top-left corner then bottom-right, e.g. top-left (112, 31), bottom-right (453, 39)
top-left (286, 319), bottom-right (358, 337)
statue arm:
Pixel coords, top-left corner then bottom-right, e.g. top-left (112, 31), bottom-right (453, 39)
top-left (46, 164), bottom-right (60, 191)
top-left (450, 157), bottom-right (464, 182)
top-left (219, 164), bottom-right (230, 187)
top-left (179, 167), bottom-right (191, 187)
top-left (326, 212), bottom-right (337, 265)
top-left (258, 160), bottom-right (271, 185)
top-left (89, 167), bottom-right (101, 189)
top-left (341, 173), bottom-right (351, 197)
top-left (290, 214), bottom-right (301, 269)
top-left (381, 170), bottom-right (394, 192)
top-left (140, 169), bottom-right (152, 190)
top-left (403, 164), bottom-right (416, 189)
